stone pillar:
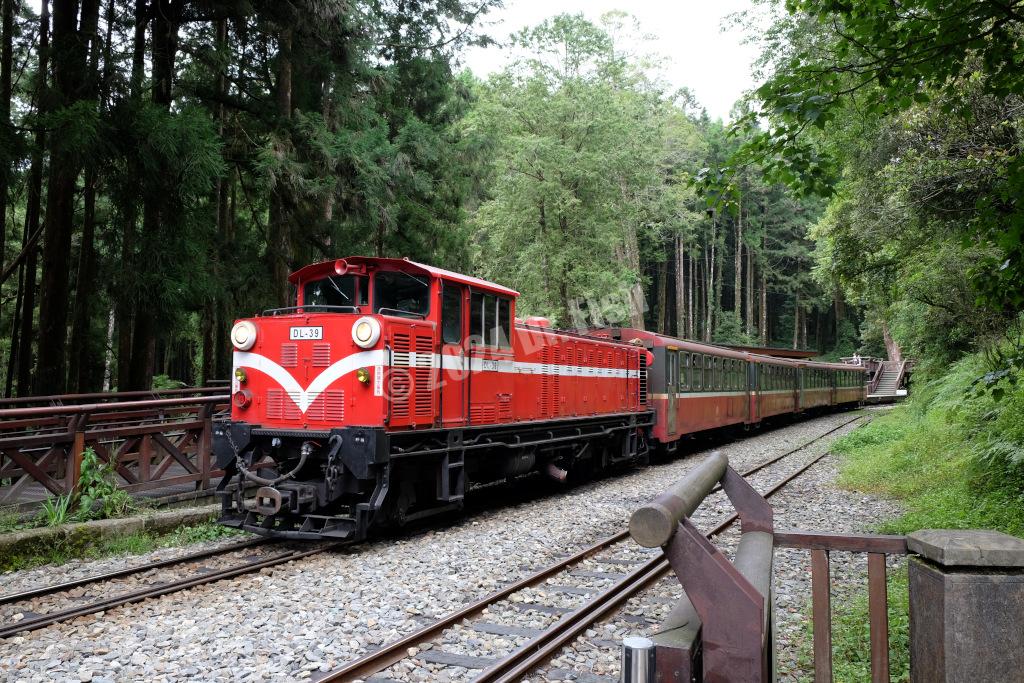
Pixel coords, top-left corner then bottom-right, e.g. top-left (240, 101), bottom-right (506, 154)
top-left (908, 529), bottom-right (1024, 683)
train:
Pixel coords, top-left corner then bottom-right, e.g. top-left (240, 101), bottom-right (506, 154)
top-left (213, 256), bottom-right (866, 540)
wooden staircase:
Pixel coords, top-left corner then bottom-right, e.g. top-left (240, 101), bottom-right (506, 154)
top-left (868, 360), bottom-right (907, 399)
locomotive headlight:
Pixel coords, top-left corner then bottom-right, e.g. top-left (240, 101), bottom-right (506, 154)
top-left (234, 368), bottom-right (247, 384)
top-left (356, 367), bottom-right (370, 384)
top-left (351, 316), bottom-right (381, 348)
top-left (231, 321), bottom-right (257, 351)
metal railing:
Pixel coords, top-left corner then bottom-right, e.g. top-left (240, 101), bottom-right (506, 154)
top-left (621, 452), bottom-right (909, 683)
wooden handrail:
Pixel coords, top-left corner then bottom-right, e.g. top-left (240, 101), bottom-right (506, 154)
top-left (0, 385), bottom-right (224, 407)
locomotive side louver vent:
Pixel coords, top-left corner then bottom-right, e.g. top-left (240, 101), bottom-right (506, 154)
top-left (413, 335), bottom-right (434, 417)
top-left (390, 330), bottom-right (435, 424)
top-left (312, 343), bottom-right (331, 367)
top-left (391, 333), bottom-right (412, 419)
top-left (540, 345), bottom-right (561, 418)
top-left (471, 404), bottom-right (497, 423)
top-left (280, 343), bottom-right (298, 368)
top-left (639, 354), bottom-right (648, 406)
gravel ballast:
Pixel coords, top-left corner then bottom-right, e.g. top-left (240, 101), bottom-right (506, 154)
top-left (0, 411), bottom-right (898, 682)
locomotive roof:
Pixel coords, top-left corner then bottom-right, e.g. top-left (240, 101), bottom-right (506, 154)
top-left (289, 256), bottom-right (520, 297)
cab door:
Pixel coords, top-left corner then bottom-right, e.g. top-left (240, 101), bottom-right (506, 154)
top-left (439, 282), bottom-right (467, 426)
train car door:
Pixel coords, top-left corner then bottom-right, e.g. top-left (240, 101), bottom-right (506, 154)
top-left (467, 290), bottom-right (514, 424)
top-left (439, 281), bottom-right (466, 426)
top-left (666, 348), bottom-right (678, 435)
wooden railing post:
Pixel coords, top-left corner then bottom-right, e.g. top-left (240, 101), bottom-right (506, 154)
top-left (198, 403), bottom-right (214, 490)
top-left (810, 549), bottom-right (833, 683)
top-left (65, 413), bottom-right (89, 495)
top-left (867, 553), bottom-right (890, 682)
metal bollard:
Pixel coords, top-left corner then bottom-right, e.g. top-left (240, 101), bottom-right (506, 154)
top-left (620, 636), bottom-right (655, 683)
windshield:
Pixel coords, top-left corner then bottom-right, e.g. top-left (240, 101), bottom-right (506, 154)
top-left (373, 271), bottom-right (430, 318)
top-left (303, 275), bottom-right (363, 308)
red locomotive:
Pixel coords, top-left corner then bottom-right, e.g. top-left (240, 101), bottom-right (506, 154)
top-left (214, 257), bottom-right (865, 540)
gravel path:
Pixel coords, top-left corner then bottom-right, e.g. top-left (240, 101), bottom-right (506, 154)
top-left (0, 411), bottom-right (894, 682)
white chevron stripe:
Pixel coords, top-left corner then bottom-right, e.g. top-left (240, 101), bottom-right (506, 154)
top-left (233, 350), bottom-right (385, 413)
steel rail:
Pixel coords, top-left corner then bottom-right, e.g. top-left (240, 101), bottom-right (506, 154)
top-left (323, 413), bottom-right (867, 682)
top-left (0, 538), bottom-right (272, 606)
top-left (0, 543), bottom-right (339, 639)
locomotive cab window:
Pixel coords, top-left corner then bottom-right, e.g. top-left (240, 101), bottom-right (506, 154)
top-left (470, 292), bottom-right (513, 348)
top-left (374, 270), bottom-right (430, 318)
top-left (441, 283), bottom-right (463, 344)
top-left (303, 274), bottom-right (359, 309)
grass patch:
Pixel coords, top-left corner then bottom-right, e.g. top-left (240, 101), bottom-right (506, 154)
top-left (0, 521), bottom-right (243, 572)
top-left (795, 567), bottom-right (911, 683)
top-left (805, 351), bottom-right (1024, 680)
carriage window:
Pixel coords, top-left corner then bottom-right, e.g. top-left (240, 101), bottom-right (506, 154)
top-left (681, 354), bottom-right (689, 390)
top-left (442, 284), bottom-right (463, 344)
top-left (496, 297), bottom-right (512, 347)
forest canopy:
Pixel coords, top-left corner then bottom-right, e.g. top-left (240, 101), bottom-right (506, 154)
top-left (2, 0), bottom-right (1019, 395)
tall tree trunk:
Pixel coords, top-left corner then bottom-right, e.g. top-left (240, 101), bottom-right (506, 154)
top-left (656, 257), bottom-right (667, 333)
top-left (0, 0), bottom-right (13, 271)
top-left (116, 0), bottom-right (148, 389)
top-left (713, 218), bottom-right (722, 338)
top-left (760, 269), bottom-right (768, 347)
top-left (704, 220), bottom-right (714, 342)
top-left (129, 0), bottom-right (178, 389)
top-left (745, 241), bottom-right (754, 337)
top-left (688, 251), bottom-right (694, 338)
top-left (268, 26), bottom-right (293, 306)
top-left (16, 0), bottom-right (50, 396)
top-left (792, 301), bottom-right (800, 350)
top-left (801, 306), bottom-right (808, 349)
top-left (881, 319), bottom-right (902, 361)
top-left (68, 169), bottom-right (97, 391)
top-left (675, 235), bottom-right (685, 338)
top-left (734, 198), bottom-right (742, 316)
top-left (37, 0), bottom-right (91, 394)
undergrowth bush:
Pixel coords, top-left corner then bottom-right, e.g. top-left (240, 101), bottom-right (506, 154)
top-left (35, 447), bottom-right (137, 527)
top-left (835, 350), bottom-right (1024, 536)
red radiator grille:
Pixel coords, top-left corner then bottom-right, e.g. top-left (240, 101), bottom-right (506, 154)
top-left (312, 343), bottom-right (331, 367)
top-left (280, 343), bottom-right (298, 368)
top-left (305, 390), bottom-right (344, 422)
top-left (266, 389), bottom-right (302, 421)
top-left (390, 330), bottom-right (435, 424)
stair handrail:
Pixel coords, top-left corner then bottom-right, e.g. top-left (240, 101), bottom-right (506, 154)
top-left (868, 362), bottom-right (885, 394)
top-left (893, 360), bottom-right (909, 393)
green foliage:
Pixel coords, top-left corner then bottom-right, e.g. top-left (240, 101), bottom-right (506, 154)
top-left (835, 353), bottom-right (1024, 537)
top-left (151, 374), bottom-right (186, 390)
top-left (75, 447), bottom-right (136, 522)
top-left (727, 0), bottom-right (1024, 324)
top-left (38, 494), bottom-right (74, 527)
top-left (0, 521), bottom-right (244, 572)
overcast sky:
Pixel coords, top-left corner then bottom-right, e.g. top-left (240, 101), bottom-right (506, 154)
top-left (458, 0), bottom-right (762, 122)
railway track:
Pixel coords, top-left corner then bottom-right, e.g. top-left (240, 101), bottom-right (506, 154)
top-left (0, 412), bottom-right (863, 649)
top-left (322, 412), bottom-right (866, 682)
top-left (0, 538), bottom-right (338, 639)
